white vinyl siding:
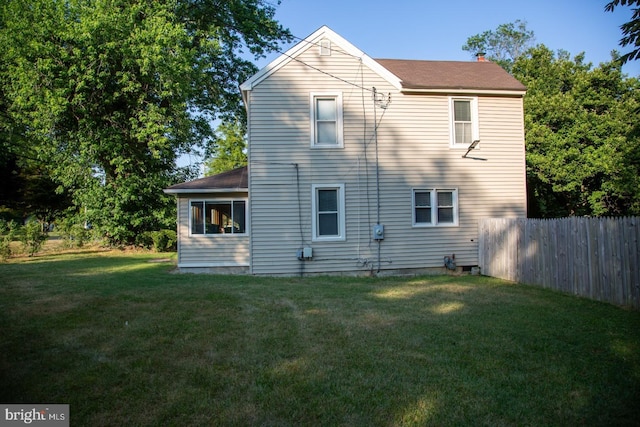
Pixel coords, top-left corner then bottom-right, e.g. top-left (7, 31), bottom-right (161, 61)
top-left (413, 189), bottom-right (458, 227)
top-left (312, 184), bottom-right (345, 241)
top-left (175, 195), bottom-right (249, 268)
top-left (245, 38), bottom-right (526, 275)
top-left (450, 97), bottom-right (479, 148)
top-left (310, 92), bottom-right (343, 148)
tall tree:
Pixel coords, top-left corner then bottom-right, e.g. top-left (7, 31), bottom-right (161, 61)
top-left (205, 120), bottom-right (248, 176)
top-left (513, 46), bottom-right (640, 217)
top-left (464, 21), bottom-right (640, 217)
top-left (606, 0), bottom-right (640, 64)
top-left (0, 0), bottom-right (290, 243)
top-left (462, 20), bottom-right (535, 71)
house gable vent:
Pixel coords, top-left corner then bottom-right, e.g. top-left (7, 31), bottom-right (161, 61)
top-left (319, 39), bottom-right (331, 56)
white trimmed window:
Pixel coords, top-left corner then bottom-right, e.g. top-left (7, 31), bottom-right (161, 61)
top-left (312, 184), bottom-right (346, 241)
top-left (310, 93), bottom-right (343, 148)
top-left (449, 97), bottom-right (479, 148)
top-left (190, 200), bottom-right (247, 235)
top-left (413, 189), bottom-right (458, 227)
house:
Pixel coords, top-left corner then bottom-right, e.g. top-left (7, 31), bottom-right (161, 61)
top-left (165, 26), bottom-right (527, 275)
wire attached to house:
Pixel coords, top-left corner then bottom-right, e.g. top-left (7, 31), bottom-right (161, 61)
top-left (253, 34), bottom-right (394, 275)
top-left (372, 87), bottom-right (381, 273)
top-left (287, 33), bottom-right (368, 61)
top-left (273, 47), bottom-right (374, 93)
top-left (358, 60), bottom-right (367, 261)
top-left (372, 88), bottom-right (381, 228)
top-left (295, 163), bottom-right (305, 248)
top-left (295, 163), bottom-right (306, 278)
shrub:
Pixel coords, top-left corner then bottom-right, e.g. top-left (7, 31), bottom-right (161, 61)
top-left (0, 220), bottom-right (19, 261)
top-left (20, 219), bottom-right (48, 257)
top-left (151, 229), bottom-right (177, 252)
top-left (137, 229), bottom-right (177, 252)
top-left (136, 231), bottom-right (154, 250)
top-left (56, 216), bottom-right (91, 248)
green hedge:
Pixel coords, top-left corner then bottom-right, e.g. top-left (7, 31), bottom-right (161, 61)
top-left (137, 229), bottom-right (177, 252)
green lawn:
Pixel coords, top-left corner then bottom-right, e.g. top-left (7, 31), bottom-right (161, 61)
top-left (1, 250), bottom-right (639, 426)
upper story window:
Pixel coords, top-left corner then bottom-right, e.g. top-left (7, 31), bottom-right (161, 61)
top-left (310, 92), bottom-right (343, 148)
top-left (190, 200), bottom-right (247, 235)
top-left (450, 97), bottom-right (479, 148)
top-left (312, 184), bottom-right (346, 241)
top-left (413, 189), bottom-right (458, 227)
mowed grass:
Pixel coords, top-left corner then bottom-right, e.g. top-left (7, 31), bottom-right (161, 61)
top-left (1, 250), bottom-right (639, 426)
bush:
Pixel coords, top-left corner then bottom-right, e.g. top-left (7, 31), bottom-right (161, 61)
top-left (20, 219), bottom-right (48, 257)
top-left (136, 231), bottom-right (154, 250)
top-left (137, 229), bottom-right (176, 252)
top-left (0, 220), bottom-right (19, 261)
top-left (56, 216), bottom-right (91, 248)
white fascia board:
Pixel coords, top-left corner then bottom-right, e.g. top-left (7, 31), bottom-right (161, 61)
top-left (240, 25), bottom-right (402, 93)
top-left (401, 88), bottom-right (526, 96)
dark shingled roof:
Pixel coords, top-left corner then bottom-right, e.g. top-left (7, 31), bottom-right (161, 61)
top-left (165, 166), bottom-right (247, 192)
top-left (375, 59), bottom-right (526, 92)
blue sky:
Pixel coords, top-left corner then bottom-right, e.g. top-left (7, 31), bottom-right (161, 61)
top-left (181, 0), bottom-right (638, 170)
top-left (258, 0), bottom-right (639, 76)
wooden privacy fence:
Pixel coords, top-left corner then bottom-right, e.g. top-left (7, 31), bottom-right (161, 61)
top-left (478, 217), bottom-right (640, 309)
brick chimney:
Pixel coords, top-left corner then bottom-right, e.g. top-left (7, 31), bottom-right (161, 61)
top-left (476, 52), bottom-right (486, 62)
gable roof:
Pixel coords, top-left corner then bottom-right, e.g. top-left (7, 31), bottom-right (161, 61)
top-left (164, 166), bottom-right (248, 194)
top-left (241, 25), bottom-right (525, 97)
top-left (240, 25), bottom-right (402, 97)
top-left (375, 59), bottom-right (526, 94)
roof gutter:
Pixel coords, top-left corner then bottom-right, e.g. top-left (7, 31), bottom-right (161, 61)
top-left (400, 88), bottom-right (526, 96)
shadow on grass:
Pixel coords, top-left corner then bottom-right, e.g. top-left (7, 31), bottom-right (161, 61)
top-left (0, 252), bottom-right (639, 425)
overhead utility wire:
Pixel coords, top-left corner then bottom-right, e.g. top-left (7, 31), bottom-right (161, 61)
top-left (287, 34), bottom-right (366, 61)
top-left (269, 34), bottom-right (393, 273)
top-left (273, 47), bottom-right (375, 93)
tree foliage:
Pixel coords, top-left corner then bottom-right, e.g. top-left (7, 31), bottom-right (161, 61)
top-left (462, 20), bottom-right (535, 71)
top-left (0, 0), bottom-right (290, 244)
top-left (205, 120), bottom-right (248, 176)
top-left (606, 0), bottom-right (640, 64)
top-left (464, 21), bottom-right (640, 218)
top-left (514, 47), bottom-right (640, 217)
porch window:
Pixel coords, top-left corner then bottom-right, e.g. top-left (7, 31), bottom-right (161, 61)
top-left (190, 200), bottom-right (246, 235)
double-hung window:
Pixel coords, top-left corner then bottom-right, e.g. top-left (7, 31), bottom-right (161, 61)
top-left (450, 97), bottom-right (478, 148)
top-left (413, 189), bottom-right (458, 227)
top-left (312, 184), bottom-right (346, 241)
top-left (190, 200), bottom-right (247, 235)
top-left (310, 92), bottom-right (343, 148)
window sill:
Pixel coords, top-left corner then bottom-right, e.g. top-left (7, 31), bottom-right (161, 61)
top-left (450, 145), bottom-right (478, 150)
top-left (190, 233), bottom-right (249, 237)
top-left (412, 223), bottom-right (459, 228)
top-left (311, 144), bottom-right (344, 149)
top-left (312, 236), bottom-right (346, 242)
